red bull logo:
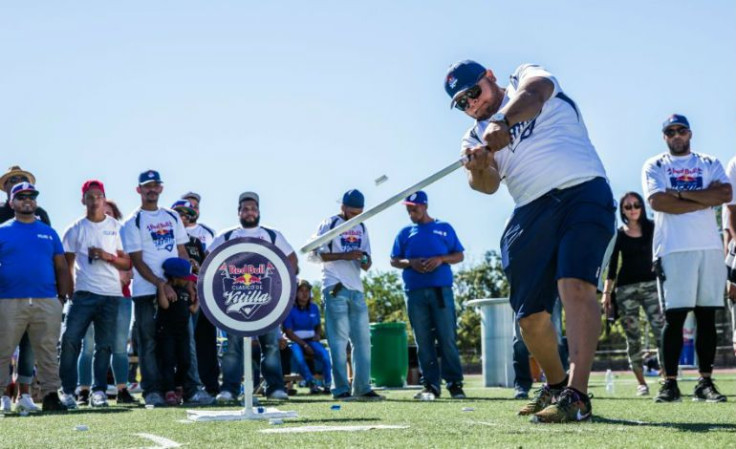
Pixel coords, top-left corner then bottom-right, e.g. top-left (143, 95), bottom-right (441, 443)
top-left (232, 273), bottom-right (262, 286)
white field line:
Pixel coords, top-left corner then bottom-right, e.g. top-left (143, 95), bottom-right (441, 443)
top-left (134, 433), bottom-right (182, 449)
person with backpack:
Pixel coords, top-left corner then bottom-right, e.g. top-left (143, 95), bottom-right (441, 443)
top-left (310, 189), bottom-right (384, 401)
top-left (121, 170), bottom-right (191, 406)
top-left (209, 191), bottom-right (298, 402)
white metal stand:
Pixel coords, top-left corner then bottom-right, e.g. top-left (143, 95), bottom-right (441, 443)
top-left (187, 336), bottom-right (298, 422)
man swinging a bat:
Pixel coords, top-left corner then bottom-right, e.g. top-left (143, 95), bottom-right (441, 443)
top-left (448, 60), bottom-right (615, 423)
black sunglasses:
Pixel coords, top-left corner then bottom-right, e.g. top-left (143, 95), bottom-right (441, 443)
top-left (454, 84), bottom-right (482, 111)
top-left (14, 193), bottom-right (38, 201)
top-left (664, 127), bottom-right (689, 138)
top-left (623, 203), bottom-right (641, 211)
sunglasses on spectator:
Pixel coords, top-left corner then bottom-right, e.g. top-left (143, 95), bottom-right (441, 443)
top-left (664, 127), bottom-right (689, 138)
top-left (623, 203), bottom-right (641, 211)
top-left (5, 175), bottom-right (29, 186)
top-left (454, 84), bottom-right (483, 111)
top-left (14, 194), bottom-right (38, 201)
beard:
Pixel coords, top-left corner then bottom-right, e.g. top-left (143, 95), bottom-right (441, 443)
top-left (240, 216), bottom-right (260, 228)
top-left (667, 139), bottom-right (690, 155)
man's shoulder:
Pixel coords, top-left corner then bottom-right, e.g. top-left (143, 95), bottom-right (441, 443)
top-left (691, 151), bottom-right (721, 166)
top-left (196, 223), bottom-right (216, 236)
top-left (643, 153), bottom-right (670, 169)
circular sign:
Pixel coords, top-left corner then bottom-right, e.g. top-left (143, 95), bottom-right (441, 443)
top-left (197, 237), bottom-right (296, 337)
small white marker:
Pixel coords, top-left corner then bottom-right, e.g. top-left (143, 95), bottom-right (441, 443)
top-left (75, 425), bottom-right (89, 431)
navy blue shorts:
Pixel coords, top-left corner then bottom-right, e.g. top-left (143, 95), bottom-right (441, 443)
top-left (500, 177), bottom-right (616, 319)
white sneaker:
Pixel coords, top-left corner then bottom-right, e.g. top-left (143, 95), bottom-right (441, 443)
top-left (90, 391), bottom-right (109, 407)
top-left (16, 394), bottom-right (41, 413)
top-left (215, 390), bottom-right (234, 404)
top-left (59, 392), bottom-right (78, 410)
top-left (127, 382), bottom-right (142, 394)
top-left (1, 395), bottom-right (11, 412)
top-left (144, 392), bottom-right (166, 407)
top-left (636, 384), bottom-right (650, 396)
top-left (185, 390), bottom-right (215, 405)
top-left (267, 390), bottom-right (289, 401)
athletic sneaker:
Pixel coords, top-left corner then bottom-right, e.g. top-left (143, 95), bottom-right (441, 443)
top-left (517, 384), bottom-right (561, 416)
top-left (267, 390), bottom-right (289, 400)
top-left (532, 387), bottom-right (592, 423)
top-left (355, 390), bottom-right (385, 402)
top-left (636, 384), bottom-right (650, 396)
top-left (185, 390), bottom-right (216, 405)
top-left (216, 390), bottom-right (235, 404)
top-left (308, 381), bottom-right (322, 395)
top-left (41, 392), bottom-right (68, 412)
top-left (144, 392), bottom-right (166, 407)
top-left (116, 388), bottom-right (138, 404)
top-left (127, 382), bottom-right (142, 394)
top-left (693, 377), bottom-right (727, 403)
top-left (1, 395), bottom-right (11, 412)
top-left (164, 391), bottom-right (180, 406)
top-left (76, 389), bottom-right (90, 407)
top-left (448, 384), bottom-right (466, 399)
top-left (16, 394), bottom-right (41, 413)
top-left (90, 390), bottom-right (109, 408)
top-left (334, 392), bottom-right (353, 401)
top-left (654, 379), bottom-right (681, 403)
top-left (59, 392), bottom-right (78, 410)
top-left (413, 385), bottom-right (440, 400)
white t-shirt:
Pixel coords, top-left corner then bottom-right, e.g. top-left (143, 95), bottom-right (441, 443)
top-left (186, 223), bottom-right (216, 250)
top-left (461, 64), bottom-right (607, 207)
top-left (722, 156), bottom-right (736, 231)
top-left (62, 215), bottom-right (124, 296)
top-left (642, 152), bottom-right (729, 258)
top-left (209, 225), bottom-right (295, 258)
top-left (314, 215), bottom-right (370, 292)
top-left (121, 208), bottom-right (189, 296)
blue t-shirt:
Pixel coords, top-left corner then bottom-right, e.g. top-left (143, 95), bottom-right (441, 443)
top-left (391, 219), bottom-right (464, 290)
top-left (0, 219), bottom-right (64, 298)
top-left (283, 302), bottom-right (321, 339)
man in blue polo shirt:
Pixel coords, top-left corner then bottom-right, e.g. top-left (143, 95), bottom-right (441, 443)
top-left (390, 191), bottom-right (466, 400)
top-left (0, 182), bottom-right (72, 412)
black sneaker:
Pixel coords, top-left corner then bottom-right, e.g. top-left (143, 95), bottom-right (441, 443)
top-left (116, 388), bottom-right (139, 404)
top-left (334, 392), bottom-right (353, 400)
top-left (654, 378), bottom-right (682, 403)
top-left (448, 384), bottom-right (466, 399)
top-left (42, 392), bottom-right (68, 412)
top-left (355, 390), bottom-right (385, 402)
top-left (76, 389), bottom-right (89, 407)
top-left (693, 377), bottom-right (727, 403)
top-left (308, 381), bottom-right (322, 395)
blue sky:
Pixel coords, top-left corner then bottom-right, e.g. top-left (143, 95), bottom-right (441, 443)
top-left (1, 1), bottom-right (734, 284)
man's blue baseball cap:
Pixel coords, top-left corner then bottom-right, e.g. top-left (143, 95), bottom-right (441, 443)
top-left (404, 191), bottom-right (428, 206)
top-left (445, 60), bottom-right (487, 108)
top-left (138, 170), bottom-right (163, 186)
top-left (342, 189), bottom-right (364, 209)
top-left (662, 114), bottom-right (690, 132)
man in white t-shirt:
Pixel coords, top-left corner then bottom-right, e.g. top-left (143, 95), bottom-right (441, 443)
top-left (643, 114), bottom-right (731, 404)
top-left (121, 170), bottom-right (190, 406)
top-left (447, 60), bottom-right (615, 422)
top-left (209, 191), bottom-right (298, 402)
top-left (58, 180), bottom-right (131, 409)
top-left (181, 191), bottom-right (215, 250)
top-left (311, 189), bottom-right (383, 401)
top-left (723, 157), bottom-right (736, 358)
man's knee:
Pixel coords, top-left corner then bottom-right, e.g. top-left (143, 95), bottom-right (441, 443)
top-left (518, 312), bottom-right (551, 336)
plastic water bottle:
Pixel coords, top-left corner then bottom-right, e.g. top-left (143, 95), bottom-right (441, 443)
top-left (605, 369), bottom-right (615, 394)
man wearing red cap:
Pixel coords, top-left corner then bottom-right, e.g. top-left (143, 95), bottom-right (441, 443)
top-left (58, 180), bottom-right (132, 408)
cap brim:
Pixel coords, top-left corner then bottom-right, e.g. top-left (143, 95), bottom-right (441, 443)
top-left (0, 170), bottom-right (36, 186)
top-left (663, 124), bottom-right (690, 132)
top-left (449, 87), bottom-right (472, 108)
top-left (403, 201), bottom-right (425, 206)
top-left (12, 188), bottom-right (39, 200)
top-left (139, 179), bottom-right (163, 186)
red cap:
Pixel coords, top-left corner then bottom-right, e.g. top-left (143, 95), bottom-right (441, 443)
top-left (82, 180), bottom-right (106, 196)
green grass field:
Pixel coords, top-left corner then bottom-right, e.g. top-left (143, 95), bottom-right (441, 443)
top-left (1, 371), bottom-right (733, 449)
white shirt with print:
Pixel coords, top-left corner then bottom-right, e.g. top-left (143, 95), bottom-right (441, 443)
top-left (461, 64), bottom-right (608, 207)
top-left (642, 152), bottom-right (729, 258)
top-left (186, 223), bottom-right (216, 250)
top-left (121, 208), bottom-right (189, 296)
top-left (209, 225), bottom-right (294, 258)
top-left (62, 215), bottom-right (124, 296)
top-left (314, 215), bottom-right (370, 292)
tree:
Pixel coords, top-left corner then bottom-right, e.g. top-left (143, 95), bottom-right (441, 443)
top-left (362, 270), bottom-right (413, 343)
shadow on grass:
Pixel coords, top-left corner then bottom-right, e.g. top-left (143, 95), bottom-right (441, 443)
top-left (2, 407), bottom-right (132, 419)
top-left (594, 416), bottom-right (736, 432)
top-left (296, 417), bottom-right (381, 424)
top-left (384, 397), bottom-right (517, 403)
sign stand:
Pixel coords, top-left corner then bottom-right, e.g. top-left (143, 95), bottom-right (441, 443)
top-left (187, 336), bottom-right (297, 422)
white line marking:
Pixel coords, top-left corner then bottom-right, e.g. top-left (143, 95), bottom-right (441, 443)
top-left (260, 425), bottom-right (409, 434)
top-left (134, 433), bottom-right (182, 448)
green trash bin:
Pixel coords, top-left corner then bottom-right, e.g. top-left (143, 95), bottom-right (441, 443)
top-left (370, 322), bottom-right (408, 387)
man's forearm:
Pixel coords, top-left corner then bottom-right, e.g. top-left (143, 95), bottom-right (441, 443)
top-left (467, 167), bottom-right (500, 194)
top-left (680, 184), bottom-right (732, 206)
top-left (649, 193), bottom-right (707, 214)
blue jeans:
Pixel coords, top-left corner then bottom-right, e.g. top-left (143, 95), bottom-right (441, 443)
top-left (132, 295), bottom-right (160, 396)
top-left (512, 298), bottom-right (568, 391)
top-left (15, 332), bottom-right (35, 384)
top-left (220, 328), bottom-right (284, 396)
top-left (78, 297), bottom-right (132, 387)
top-left (406, 287), bottom-right (464, 391)
top-left (59, 292), bottom-right (119, 394)
top-left (290, 340), bottom-right (332, 385)
top-left (323, 286), bottom-right (372, 396)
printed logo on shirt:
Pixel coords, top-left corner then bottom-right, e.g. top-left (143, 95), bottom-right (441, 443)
top-left (37, 234), bottom-right (53, 240)
top-left (508, 119), bottom-right (536, 152)
top-left (667, 167), bottom-right (703, 191)
top-left (433, 229), bottom-right (448, 237)
top-left (340, 230), bottom-right (362, 251)
top-left (103, 230), bottom-right (117, 236)
top-left (147, 221), bottom-right (175, 252)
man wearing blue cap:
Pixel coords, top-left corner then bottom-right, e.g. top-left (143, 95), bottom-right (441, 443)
top-left (390, 191), bottom-right (466, 400)
top-left (446, 60), bottom-right (615, 422)
top-left (643, 114), bottom-right (730, 403)
top-left (311, 189), bottom-right (383, 401)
